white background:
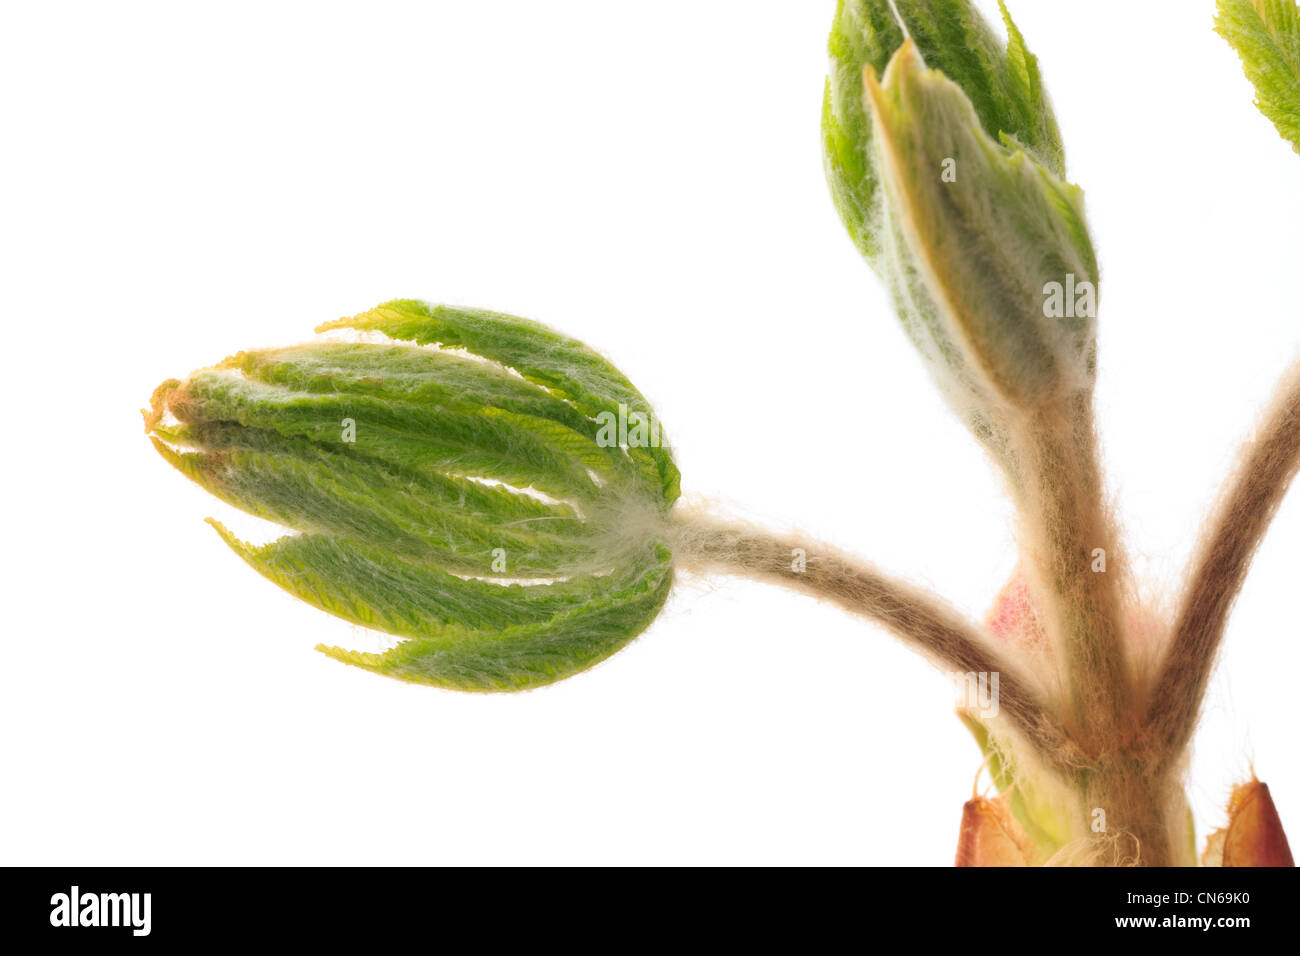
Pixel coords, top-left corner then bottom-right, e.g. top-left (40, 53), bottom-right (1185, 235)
top-left (2, 0), bottom-right (1297, 865)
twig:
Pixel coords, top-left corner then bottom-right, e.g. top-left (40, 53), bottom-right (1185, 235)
top-left (668, 507), bottom-right (1079, 767)
top-left (1147, 355), bottom-right (1300, 755)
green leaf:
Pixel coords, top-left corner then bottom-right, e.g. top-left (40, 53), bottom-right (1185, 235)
top-left (319, 300), bottom-right (680, 505)
top-left (823, 0), bottom-right (905, 260)
top-left (1217, 0), bottom-right (1300, 154)
top-left (146, 301), bottom-right (679, 689)
top-left (211, 522), bottom-right (673, 691)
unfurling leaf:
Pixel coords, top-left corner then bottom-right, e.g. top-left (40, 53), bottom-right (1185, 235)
top-left (864, 39), bottom-right (1097, 423)
top-left (823, 0), bottom-right (1064, 262)
top-left (145, 300), bottom-right (679, 690)
top-left (824, 4), bottom-right (1096, 458)
top-left (1216, 0), bottom-right (1300, 154)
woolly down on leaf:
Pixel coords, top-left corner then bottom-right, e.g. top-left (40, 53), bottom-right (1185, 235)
top-left (144, 299), bottom-right (679, 691)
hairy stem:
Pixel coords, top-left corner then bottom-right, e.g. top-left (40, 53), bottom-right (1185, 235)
top-left (1147, 355), bottom-right (1300, 758)
top-left (1012, 395), bottom-right (1132, 741)
top-left (667, 507), bottom-right (1078, 768)
top-left (1080, 756), bottom-right (1187, 867)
